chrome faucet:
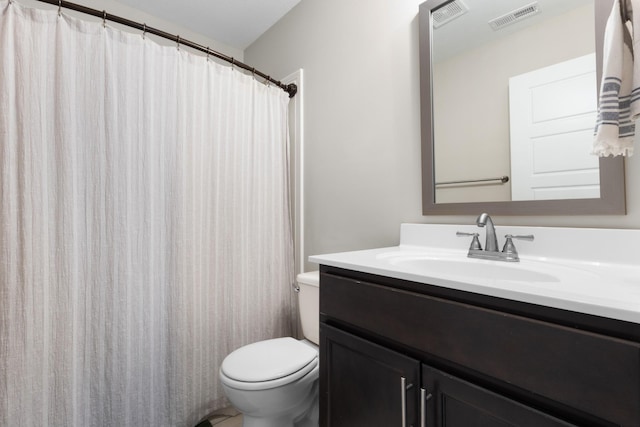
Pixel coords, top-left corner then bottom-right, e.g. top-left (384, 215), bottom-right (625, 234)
top-left (476, 213), bottom-right (498, 252)
top-left (456, 213), bottom-right (534, 262)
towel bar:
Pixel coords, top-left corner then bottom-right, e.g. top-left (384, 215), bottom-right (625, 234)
top-left (435, 175), bottom-right (509, 187)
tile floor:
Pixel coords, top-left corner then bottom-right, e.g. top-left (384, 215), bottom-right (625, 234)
top-left (205, 407), bottom-right (242, 427)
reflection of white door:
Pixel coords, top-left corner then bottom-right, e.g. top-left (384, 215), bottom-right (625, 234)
top-left (509, 54), bottom-right (600, 201)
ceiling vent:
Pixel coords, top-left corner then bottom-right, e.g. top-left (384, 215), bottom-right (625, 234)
top-left (489, 2), bottom-right (540, 31)
top-left (432, 0), bottom-right (469, 29)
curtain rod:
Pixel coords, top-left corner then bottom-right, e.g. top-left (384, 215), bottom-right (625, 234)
top-left (32, 0), bottom-right (298, 98)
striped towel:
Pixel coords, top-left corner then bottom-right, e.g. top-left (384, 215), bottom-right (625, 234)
top-left (593, 0), bottom-right (639, 157)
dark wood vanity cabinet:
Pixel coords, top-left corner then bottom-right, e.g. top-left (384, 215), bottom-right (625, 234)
top-left (321, 324), bottom-right (420, 427)
top-left (319, 266), bottom-right (640, 427)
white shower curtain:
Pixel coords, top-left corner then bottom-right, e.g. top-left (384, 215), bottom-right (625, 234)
top-left (0, 2), bottom-right (295, 426)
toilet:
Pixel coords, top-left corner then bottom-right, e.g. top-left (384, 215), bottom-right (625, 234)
top-left (219, 271), bottom-right (320, 427)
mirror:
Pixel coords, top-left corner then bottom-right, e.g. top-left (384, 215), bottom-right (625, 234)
top-left (419, 0), bottom-right (626, 215)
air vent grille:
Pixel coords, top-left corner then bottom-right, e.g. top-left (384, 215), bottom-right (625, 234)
top-left (489, 2), bottom-right (540, 31)
top-left (432, 0), bottom-right (469, 29)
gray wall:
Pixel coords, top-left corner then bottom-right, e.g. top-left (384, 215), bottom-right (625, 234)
top-left (245, 0), bottom-right (640, 270)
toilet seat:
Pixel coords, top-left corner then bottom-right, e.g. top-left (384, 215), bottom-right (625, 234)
top-left (220, 337), bottom-right (319, 391)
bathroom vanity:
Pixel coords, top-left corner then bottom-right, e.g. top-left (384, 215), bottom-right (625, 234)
top-left (311, 224), bottom-right (640, 427)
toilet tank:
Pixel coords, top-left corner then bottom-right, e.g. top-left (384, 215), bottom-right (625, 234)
top-left (296, 271), bottom-right (319, 345)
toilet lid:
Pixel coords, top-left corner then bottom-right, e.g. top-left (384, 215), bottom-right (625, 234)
top-left (221, 337), bottom-right (318, 382)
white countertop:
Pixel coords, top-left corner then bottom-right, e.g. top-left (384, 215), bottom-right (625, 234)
top-left (309, 224), bottom-right (640, 324)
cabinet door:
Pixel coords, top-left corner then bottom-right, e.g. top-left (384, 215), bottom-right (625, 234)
top-left (422, 365), bottom-right (576, 427)
top-left (320, 324), bottom-right (420, 427)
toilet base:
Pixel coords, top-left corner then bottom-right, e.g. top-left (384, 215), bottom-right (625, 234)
top-left (240, 381), bottom-right (318, 427)
top-left (242, 415), bottom-right (292, 427)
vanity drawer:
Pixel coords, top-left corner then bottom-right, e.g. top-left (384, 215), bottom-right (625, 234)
top-left (321, 271), bottom-right (640, 426)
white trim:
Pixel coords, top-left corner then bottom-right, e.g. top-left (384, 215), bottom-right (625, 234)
top-left (282, 69), bottom-right (305, 275)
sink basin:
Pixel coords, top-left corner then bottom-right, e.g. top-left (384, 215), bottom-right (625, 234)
top-left (388, 256), bottom-right (560, 283)
top-left (376, 250), bottom-right (602, 285)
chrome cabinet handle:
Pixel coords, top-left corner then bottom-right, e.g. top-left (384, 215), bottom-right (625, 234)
top-left (420, 387), bottom-right (426, 427)
top-left (401, 377), bottom-right (407, 427)
top-left (420, 387), bottom-right (433, 427)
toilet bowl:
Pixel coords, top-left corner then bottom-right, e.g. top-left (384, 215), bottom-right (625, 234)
top-left (219, 271), bottom-right (320, 427)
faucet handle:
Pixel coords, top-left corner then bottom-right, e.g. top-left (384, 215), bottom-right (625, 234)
top-left (506, 234), bottom-right (534, 241)
top-left (502, 234), bottom-right (534, 256)
top-left (456, 231), bottom-right (482, 250)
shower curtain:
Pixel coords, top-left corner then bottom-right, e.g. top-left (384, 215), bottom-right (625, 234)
top-left (0, 2), bottom-right (295, 426)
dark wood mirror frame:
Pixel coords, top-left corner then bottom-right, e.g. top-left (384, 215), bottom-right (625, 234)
top-left (419, 0), bottom-right (626, 215)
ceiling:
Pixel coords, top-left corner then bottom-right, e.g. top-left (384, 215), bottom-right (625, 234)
top-left (114, 0), bottom-right (301, 50)
top-left (432, 0), bottom-right (593, 62)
